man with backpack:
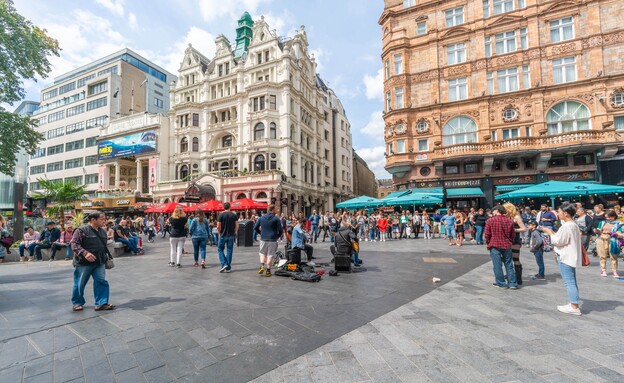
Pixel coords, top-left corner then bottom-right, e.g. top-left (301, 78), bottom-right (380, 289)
top-left (527, 220), bottom-right (545, 280)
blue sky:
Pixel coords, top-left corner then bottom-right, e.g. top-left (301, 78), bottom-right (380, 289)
top-left (14, 0), bottom-right (390, 178)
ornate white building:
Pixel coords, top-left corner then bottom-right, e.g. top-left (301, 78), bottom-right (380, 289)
top-left (154, 13), bottom-right (356, 215)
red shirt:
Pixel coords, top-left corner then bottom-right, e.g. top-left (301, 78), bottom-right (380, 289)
top-left (484, 214), bottom-right (516, 250)
top-left (378, 218), bottom-right (388, 231)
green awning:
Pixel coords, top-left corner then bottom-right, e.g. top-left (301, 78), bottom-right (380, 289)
top-left (495, 184), bottom-right (534, 193)
top-left (446, 188), bottom-right (485, 198)
top-left (383, 190), bottom-right (411, 200)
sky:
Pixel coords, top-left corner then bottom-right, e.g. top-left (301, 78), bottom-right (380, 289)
top-left (13, 0), bottom-right (390, 179)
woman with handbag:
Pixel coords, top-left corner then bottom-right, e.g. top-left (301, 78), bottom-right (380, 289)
top-left (189, 209), bottom-right (210, 268)
top-left (168, 207), bottom-right (188, 268)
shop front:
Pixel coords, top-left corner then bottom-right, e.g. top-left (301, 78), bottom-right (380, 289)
top-left (444, 179), bottom-right (485, 210)
top-left (75, 196), bottom-right (153, 214)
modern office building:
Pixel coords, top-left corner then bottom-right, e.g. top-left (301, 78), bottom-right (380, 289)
top-left (380, 0), bottom-right (624, 208)
top-left (27, 48), bottom-right (175, 197)
top-left (153, 13), bottom-right (357, 215)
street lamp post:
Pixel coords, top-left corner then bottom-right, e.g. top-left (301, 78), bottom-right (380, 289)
top-left (13, 156), bottom-right (27, 241)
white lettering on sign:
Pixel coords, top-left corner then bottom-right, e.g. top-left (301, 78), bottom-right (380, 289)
top-left (116, 200), bottom-right (130, 205)
top-left (80, 202), bottom-right (93, 207)
top-left (445, 179), bottom-right (481, 187)
top-left (415, 154), bottom-right (428, 161)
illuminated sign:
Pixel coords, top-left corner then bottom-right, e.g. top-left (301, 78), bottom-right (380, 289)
top-left (97, 130), bottom-right (157, 160)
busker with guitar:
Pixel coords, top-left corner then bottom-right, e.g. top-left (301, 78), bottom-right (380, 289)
top-left (335, 222), bottom-right (361, 268)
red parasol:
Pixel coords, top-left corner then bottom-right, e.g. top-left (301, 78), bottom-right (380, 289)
top-left (145, 202), bottom-right (187, 214)
top-left (229, 198), bottom-right (269, 211)
top-left (193, 200), bottom-right (224, 212)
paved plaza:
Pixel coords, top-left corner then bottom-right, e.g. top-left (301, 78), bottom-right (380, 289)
top-left (1, 237), bottom-right (623, 382)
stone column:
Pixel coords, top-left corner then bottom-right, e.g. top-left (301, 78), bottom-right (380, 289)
top-left (136, 159), bottom-right (143, 193)
top-left (114, 162), bottom-right (121, 188)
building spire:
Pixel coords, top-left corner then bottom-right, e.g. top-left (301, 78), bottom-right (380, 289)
top-left (233, 11), bottom-right (254, 58)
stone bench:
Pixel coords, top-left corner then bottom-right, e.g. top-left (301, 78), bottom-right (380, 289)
top-left (111, 242), bottom-right (129, 257)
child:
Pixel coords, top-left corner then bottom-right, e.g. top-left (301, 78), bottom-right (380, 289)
top-left (528, 220), bottom-right (545, 280)
top-left (422, 214), bottom-right (431, 239)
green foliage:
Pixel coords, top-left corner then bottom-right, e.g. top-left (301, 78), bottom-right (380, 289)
top-left (31, 179), bottom-right (87, 228)
top-left (0, 0), bottom-right (60, 175)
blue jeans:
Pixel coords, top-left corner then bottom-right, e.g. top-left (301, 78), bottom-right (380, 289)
top-left (490, 247), bottom-right (517, 288)
top-left (116, 237), bottom-right (138, 254)
top-left (53, 243), bottom-right (72, 259)
top-left (533, 249), bottom-right (545, 277)
top-left (72, 263), bottom-right (109, 307)
top-left (558, 258), bottom-right (579, 304)
top-left (311, 225), bottom-right (319, 242)
top-left (19, 243), bottom-right (37, 257)
top-left (218, 236), bottom-right (234, 270)
top-left (192, 237), bottom-right (208, 262)
top-left (445, 226), bottom-right (456, 239)
top-left (369, 228), bottom-right (376, 241)
top-left (353, 251), bottom-right (359, 266)
top-left (475, 226), bottom-right (484, 244)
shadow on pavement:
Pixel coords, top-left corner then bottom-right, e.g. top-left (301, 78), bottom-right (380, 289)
top-left (579, 298), bottom-right (623, 314)
top-left (124, 296), bottom-right (186, 310)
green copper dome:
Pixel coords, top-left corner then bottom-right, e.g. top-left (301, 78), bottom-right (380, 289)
top-left (234, 12), bottom-right (254, 58)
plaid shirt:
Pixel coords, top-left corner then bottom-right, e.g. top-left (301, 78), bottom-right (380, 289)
top-left (484, 214), bottom-right (516, 250)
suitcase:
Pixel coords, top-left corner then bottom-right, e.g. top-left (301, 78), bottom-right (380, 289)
top-left (334, 254), bottom-right (351, 272)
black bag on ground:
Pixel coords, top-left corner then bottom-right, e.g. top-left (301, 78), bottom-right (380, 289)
top-left (286, 248), bottom-right (301, 264)
top-left (291, 271), bottom-right (321, 282)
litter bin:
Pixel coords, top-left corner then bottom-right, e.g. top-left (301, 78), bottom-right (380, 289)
top-left (237, 220), bottom-right (254, 247)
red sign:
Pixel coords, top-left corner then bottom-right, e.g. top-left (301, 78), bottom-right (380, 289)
top-left (98, 166), bottom-right (106, 190)
top-left (149, 158), bottom-right (158, 187)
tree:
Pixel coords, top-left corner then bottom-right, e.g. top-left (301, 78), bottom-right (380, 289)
top-left (0, 0), bottom-right (59, 176)
top-left (31, 179), bottom-right (87, 230)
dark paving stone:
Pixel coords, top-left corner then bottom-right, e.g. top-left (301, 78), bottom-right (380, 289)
top-left (114, 366), bottom-right (147, 383)
top-left (83, 361), bottom-right (115, 383)
top-left (107, 349), bottom-right (137, 373)
top-left (53, 357), bottom-right (84, 383)
top-left (133, 347), bottom-right (165, 373)
top-left (24, 355), bottom-right (54, 378)
top-left (143, 366), bottom-right (175, 383)
top-left (588, 366), bottom-right (624, 381)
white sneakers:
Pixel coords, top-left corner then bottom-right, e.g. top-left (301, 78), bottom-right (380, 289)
top-left (557, 304), bottom-right (582, 316)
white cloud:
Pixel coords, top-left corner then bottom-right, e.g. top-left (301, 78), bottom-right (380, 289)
top-left (198, 0), bottom-right (271, 23)
top-left (361, 110), bottom-right (385, 139)
top-left (354, 146), bottom-right (391, 179)
top-left (95, 0), bottom-right (125, 17)
top-left (128, 12), bottom-right (138, 31)
top-left (363, 68), bottom-right (384, 101)
top-left (158, 26), bottom-right (216, 75)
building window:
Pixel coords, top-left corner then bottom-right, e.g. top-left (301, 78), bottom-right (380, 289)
top-left (86, 115), bottom-right (108, 129)
top-left (58, 82), bottom-right (76, 94)
top-left (520, 28), bottom-right (528, 50)
top-left (88, 81), bottom-right (107, 96)
top-left (48, 144), bottom-right (64, 155)
top-left (448, 77), bottom-right (467, 101)
top-left (254, 154), bottom-right (266, 171)
top-left (85, 155), bottom-right (98, 166)
top-left (485, 36), bottom-right (492, 57)
top-left (179, 165), bottom-right (189, 179)
top-left (522, 65), bottom-right (531, 89)
top-left (254, 122), bottom-right (265, 140)
top-left (502, 108), bottom-right (518, 121)
top-left (553, 57), bottom-right (576, 84)
top-left (386, 91), bottom-right (391, 110)
top-left (192, 113), bottom-right (199, 126)
top-left (550, 17), bottom-right (574, 43)
top-left (493, 0), bottom-right (514, 15)
top-left (269, 122), bottom-right (277, 139)
top-left (443, 116), bottom-right (478, 146)
top-left (549, 157), bottom-right (568, 167)
top-left (86, 96), bottom-right (107, 111)
top-left (397, 140), bottom-right (406, 153)
top-left (465, 163), bottom-right (480, 173)
top-left (615, 116), bottom-right (624, 130)
top-left (85, 137), bottom-right (97, 147)
top-left (43, 88), bottom-right (57, 100)
top-left (252, 96), bottom-right (266, 111)
top-left (192, 137), bottom-right (199, 152)
top-left (47, 161), bottom-right (63, 172)
top-left (497, 67), bottom-right (518, 93)
top-left (77, 74), bottom-right (96, 88)
top-left (65, 158), bottom-right (83, 169)
top-left (420, 167), bottom-right (431, 176)
top-left (47, 127), bottom-right (64, 139)
top-left (483, 0), bottom-right (490, 18)
top-left (495, 30), bottom-right (516, 55)
top-left (31, 148), bottom-right (46, 159)
top-left (403, 0), bottom-right (416, 7)
top-left (447, 43), bottom-right (466, 65)
top-left (48, 110), bottom-right (64, 123)
top-left (445, 165), bottom-right (459, 174)
top-left (66, 104), bottom-right (84, 117)
top-left (573, 153), bottom-right (594, 166)
top-left (269, 95), bottom-right (276, 110)
top-left (611, 92), bottom-right (624, 107)
top-left (85, 174), bottom-right (98, 184)
top-left (65, 176), bottom-right (83, 184)
top-left (154, 98), bottom-right (164, 108)
top-left (417, 22), bottom-right (427, 35)
top-left (395, 87), bottom-right (404, 109)
top-left (393, 54), bottom-right (403, 75)
top-left (180, 137), bottom-right (189, 152)
top-left (418, 139), bottom-right (428, 152)
top-left (546, 101), bottom-right (590, 135)
top-left (486, 72), bottom-right (494, 95)
top-left (30, 165), bottom-right (45, 175)
top-left (502, 128), bottom-right (520, 140)
top-left (388, 142), bottom-right (393, 154)
top-left (222, 135), bottom-right (233, 147)
top-left (384, 59), bottom-right (390, 79)
top-left (445, 7), bottom-right (464, 27)
top-left (66, 139), bottom-right (84, 152)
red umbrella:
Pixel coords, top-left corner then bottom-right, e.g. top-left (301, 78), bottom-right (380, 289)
top-left (146, 202), bottom-right (186, 214)
top-left (229, 198), bottom-right (268, 211)
top-left (194, 200), bottom-right (224, 212)
top-left (144, 203), bottom-right (165, 213)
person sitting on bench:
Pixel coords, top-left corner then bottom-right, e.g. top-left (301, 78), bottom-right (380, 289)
top-left (334, 222), bottom-right (360, 268)
top-left (291, 217), bottom-right (314, 262)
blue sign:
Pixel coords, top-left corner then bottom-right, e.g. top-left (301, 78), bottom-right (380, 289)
top-left (98, 130), bottom-right (157, 160)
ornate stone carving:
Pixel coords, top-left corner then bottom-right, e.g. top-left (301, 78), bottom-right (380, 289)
top-left (415, 118), bottom-right (430, 134)
top-left (577, 93), bottom-right (594, 102)
top-left (447, 65), bottom-right (467, 76)
top-left (411, 70), bottom-right (439, 82)
top-left (496, 54), bottom-right (518, 66)
top-left (501, 105), bottom-right (519, 122)
top-left (441, 114), bottom-right (452, 124)
top-left (467, 110), bottom-right (480, 118)
top-left (489, 109), bottom-right (497, 122)
top-left (603, 31), bottom-right (624, 46)
top-left (551, 42), bottom-right (577, 55)
top-left (543, 99), bottom-right (556, 108)
top-left (524, 104), bottom-right (532, 117)
top-left (522, 48), bottom-right (542, 61)
top-left (470, 60), bottom-right (487, 71)
top-left (582, 35), bottom-right (602, 49)
top-left (494, 96), bottom-right (530, 106)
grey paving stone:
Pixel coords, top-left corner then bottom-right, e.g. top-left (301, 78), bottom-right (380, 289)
top-left (79, 342), bottom-right (108, 369)
top-left (53, 357), bottom-right (84, 383)
top-left (159, 347), bottom-right (196, 379)
top-left (143, 366), bottom-right (174, 383)
top-left (107, 349), bottom-right (137, 373)
top-left (0, 365), bottom-right (24, 383)
top-left (133, 347), bottom-right (165, 373)
top-left (83, 361), bottom-right (115, 383)
top-left (128, 338), bottom-right (152, 353)
top-left (114, 366), bottom-right (147, 383)
top-left (367, 368), bottom-right (403, 383)
top-left (588, 367), bottom-right (624, 382)
top-left (167, 329), bottom-right (200, 351)
top-left (24, 371), bottom-right (54, 383)
top-left (24, 355), bottom-right (54, 378)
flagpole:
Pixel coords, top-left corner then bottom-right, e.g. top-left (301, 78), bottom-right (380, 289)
top-left (131, 80), bottom-right (134, 115)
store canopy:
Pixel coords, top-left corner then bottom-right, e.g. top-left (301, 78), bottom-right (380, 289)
top-left (383, 188), bottom-right (444, 201)
top-left (382, 190), bottom-right (411, 200)
top-left (193, 200), bottom-right (224, 212)
top-left (446, 188), bottom-right (485, 198)
top-left (336, 195), bottom-right (383, 209)
top-left (145, 202), bottom-right (190, 214)
top-left (229, 198), bottom-right (269, 211)
top-left (496, 181), bottom-right (624, 200)
top-left (495, 184), bottom-right (534, 193)
top-left (382, 193), bottom-right (443, 207)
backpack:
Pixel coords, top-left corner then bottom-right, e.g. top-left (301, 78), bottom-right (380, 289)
top-left (541, 232), bottom-right (553, 252)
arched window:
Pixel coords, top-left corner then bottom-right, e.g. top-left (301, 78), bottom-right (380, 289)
top-left (269, 122), bottom-right (277, 139)
top-left (179, 165), bottom-right (189, 180)
top-left (254, 154), bottom-right (266, 171)
top-left (254, 122), bottom-right (265, 140)
top-left (236, 193), bottom-right (247, 199)
top-left (443, 116), bottom-right (478, 146)
top-left (180, 137), bottom-right (189, 152)
top-left (256, 191), bottom-right (267, 199)
top-left (219, 161), bottom-right (229, 170)
top-left (192, 137), bottom-right (199, 152)
top-left (546, 101), bottom-right (591, 135)
top-left (222, 135), bottom-right (232, 148)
